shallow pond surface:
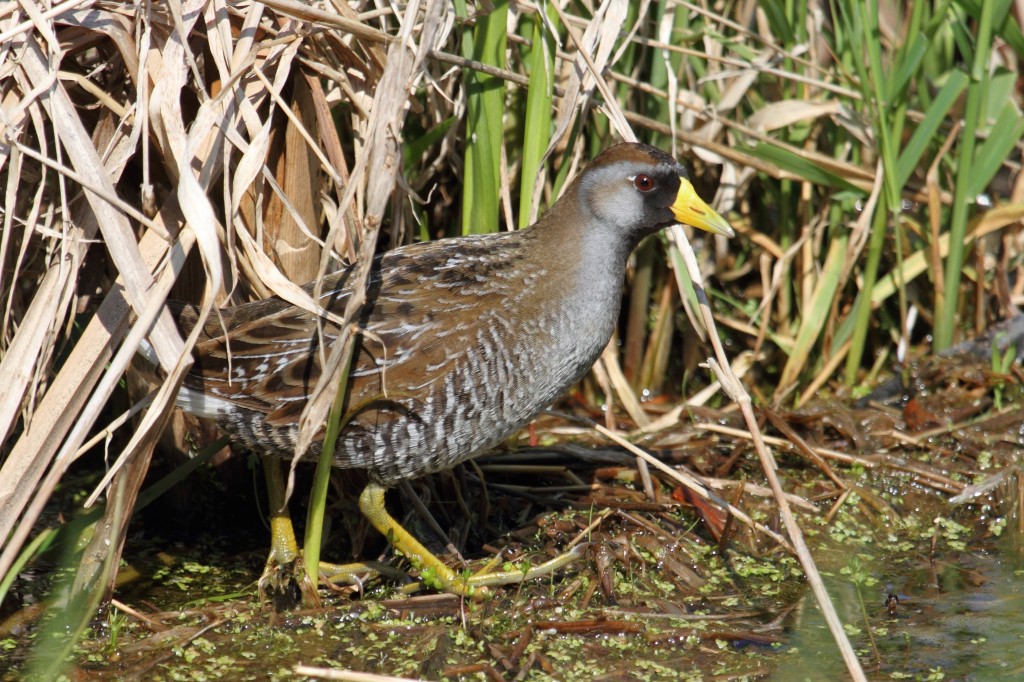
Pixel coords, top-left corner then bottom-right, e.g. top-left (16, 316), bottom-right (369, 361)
top-left (784, 529), bottom-right (1024, 680)
top-left (6, 489), bottom-right (1024, 681)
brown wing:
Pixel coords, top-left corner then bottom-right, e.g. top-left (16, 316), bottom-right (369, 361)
top-left (182, 232), bottom-right (532, 433)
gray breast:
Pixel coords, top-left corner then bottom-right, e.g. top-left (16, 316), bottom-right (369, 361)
top-left (332, 269), bottom-right (620, 485)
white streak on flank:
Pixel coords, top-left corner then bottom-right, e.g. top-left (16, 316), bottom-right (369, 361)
top-left (406, 373), bottom-right (444, 391)
top-left (264, 338), bottom-right (310, 348)
top-left (177, 386), bottom-right (232, 419)
top-left (227, 350), bottom-right (302, 360)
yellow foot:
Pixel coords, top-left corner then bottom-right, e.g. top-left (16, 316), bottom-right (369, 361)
top-left (258, 553), bottom-right (321, 611)
top-left (359, 482), bottom-right (587, 599)
top-left (318, 560), bottom-right (409, 590)
top-left (392, 542), bottom-right (590, 597)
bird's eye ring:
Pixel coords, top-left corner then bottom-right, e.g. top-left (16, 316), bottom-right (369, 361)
top-left (632, 174), bottom-right (655, 192)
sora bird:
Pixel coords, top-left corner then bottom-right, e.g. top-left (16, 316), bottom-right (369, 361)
top-left (167, 142), bottom-right (733, 597)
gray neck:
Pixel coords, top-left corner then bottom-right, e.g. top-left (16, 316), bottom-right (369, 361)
top-left (520, 190), bottom-right (632, 381)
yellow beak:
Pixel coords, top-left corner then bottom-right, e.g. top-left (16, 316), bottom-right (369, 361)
top-left (670, 177), bottom-right (735, 237)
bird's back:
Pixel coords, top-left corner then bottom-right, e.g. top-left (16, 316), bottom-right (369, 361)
top-left (178, 225), bottom-right (616, 484)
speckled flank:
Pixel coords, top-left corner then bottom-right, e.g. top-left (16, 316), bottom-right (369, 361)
top-left (175, 144), bottom-right (695, 485)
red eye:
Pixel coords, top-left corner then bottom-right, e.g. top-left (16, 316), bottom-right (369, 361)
top-left (633, 174), bottom-right (655, 192)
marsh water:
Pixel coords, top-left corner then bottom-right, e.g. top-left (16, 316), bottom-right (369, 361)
top-left (4, 345), bottom-right (1024, 680)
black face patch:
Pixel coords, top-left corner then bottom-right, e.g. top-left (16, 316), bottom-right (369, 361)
top-left (635, 169), bottom-right (683, 229)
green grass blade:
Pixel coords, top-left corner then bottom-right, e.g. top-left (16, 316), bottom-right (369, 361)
top-left (967, 100), bottom-right (1024, 198)
top-left (935, 0), bottom-right (1011, 348)
top-left (844, 199), bottom-right (889, 385)
top-left (404, 116), bottom-right (456, 176)
top-left (305, 335), bottom-right (358, 590)
top-left (778, 229), bottom-right (849, 392)
top-left (886, 37), bottom-right (929, 102)
top-left (743, 142), bottom-right (861, 191)
top-left (954, 0), bottom-right (1024, 55)
top-left (895, 69), bottom-right (968, 188)
top-left (518, 7), bottom-right (558, 227)
top-left (462, 1), bottom-right (509, 235)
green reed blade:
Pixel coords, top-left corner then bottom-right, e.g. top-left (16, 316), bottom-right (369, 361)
top-left (519, 5), bottom-right (558, 227)
top-left (462, 1), bottom-right (509, 235)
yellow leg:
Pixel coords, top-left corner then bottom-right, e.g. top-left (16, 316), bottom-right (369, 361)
top-left (264, 458), bottom-right (299, 566)
top-left (359, 482), bottom-right (587, 598)
top-left (359, 481), bottom-right (477, 596)
top-left (260, 457), bottom-right (320, 609)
